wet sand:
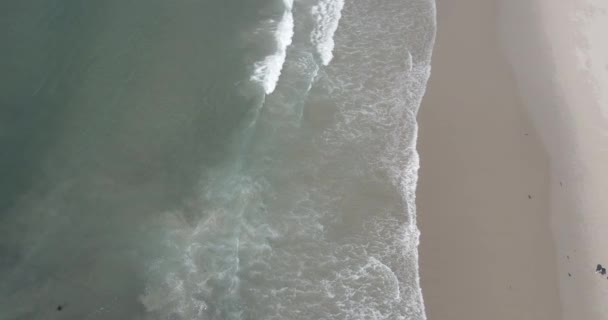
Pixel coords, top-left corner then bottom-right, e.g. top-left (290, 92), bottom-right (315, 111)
top-left (416, 0), bottom-right (562, 319)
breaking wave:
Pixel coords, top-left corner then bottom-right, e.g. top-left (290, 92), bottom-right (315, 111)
top-left (310, 0), bottom-right (345, 65)
top-left (250, 0), bottom-right (295, 94)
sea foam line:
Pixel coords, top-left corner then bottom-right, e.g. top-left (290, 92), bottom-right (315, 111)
top-left (251, 0), bottom-right (295, 94)
top-left (310, 0), bottom-right (345, 65)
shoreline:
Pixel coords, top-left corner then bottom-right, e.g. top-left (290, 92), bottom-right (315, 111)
top-left (416, 0), bottom-right (562, 319)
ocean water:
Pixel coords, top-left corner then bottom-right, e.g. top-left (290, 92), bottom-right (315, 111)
top-left (0, 0), bottom-right (435, 319)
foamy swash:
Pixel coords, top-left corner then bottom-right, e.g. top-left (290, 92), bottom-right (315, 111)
top-left (183, 0), bottom-right (436, 318)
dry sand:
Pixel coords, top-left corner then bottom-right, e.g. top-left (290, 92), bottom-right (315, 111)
top-left (416, 0), bottom-right (563, 319)
top-left (500, 1), bottom-right (608, 319)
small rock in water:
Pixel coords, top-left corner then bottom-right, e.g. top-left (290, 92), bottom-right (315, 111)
top-left (596, 264), bottom-right (603, 272)
top-left (568, 273), bottom-right (571, 277)
top-left (601, 268), bottom-right (606, 276)
top-left (56, 305), bottom-right (63, 311)
top-left (528, 195), bottom-right (532, 199)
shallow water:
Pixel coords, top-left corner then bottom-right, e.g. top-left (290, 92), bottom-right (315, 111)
top-left (0, 0), bottom-right (435, 319)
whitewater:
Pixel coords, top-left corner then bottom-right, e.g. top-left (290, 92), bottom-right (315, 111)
top-left (0, 0), bottom-right (436, 319)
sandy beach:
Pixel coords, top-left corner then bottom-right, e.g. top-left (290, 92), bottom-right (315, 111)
top-left (416, 0), bottom-right (563, 319)
top-left (500, 1), bottom-right (608, 319)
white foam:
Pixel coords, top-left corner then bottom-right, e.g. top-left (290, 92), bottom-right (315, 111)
top-left (251, 0), bottom-right (295, 94)
top-left (310, 0), bottom-right (345, 65)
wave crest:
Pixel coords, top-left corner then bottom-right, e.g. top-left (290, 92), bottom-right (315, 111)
top-left (310, 0), bottom-right (345, 65)
top-left (250, 0), bottom-right (295, 94)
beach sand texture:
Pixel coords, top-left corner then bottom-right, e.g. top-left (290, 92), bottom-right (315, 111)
top-left (500, 1), bottom-right (608, 319)
top-left (417, 0), bottom-right (562, 319)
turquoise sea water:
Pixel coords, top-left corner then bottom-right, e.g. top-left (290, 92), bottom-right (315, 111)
top-left (0, 0), bottom-right (435, 319)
